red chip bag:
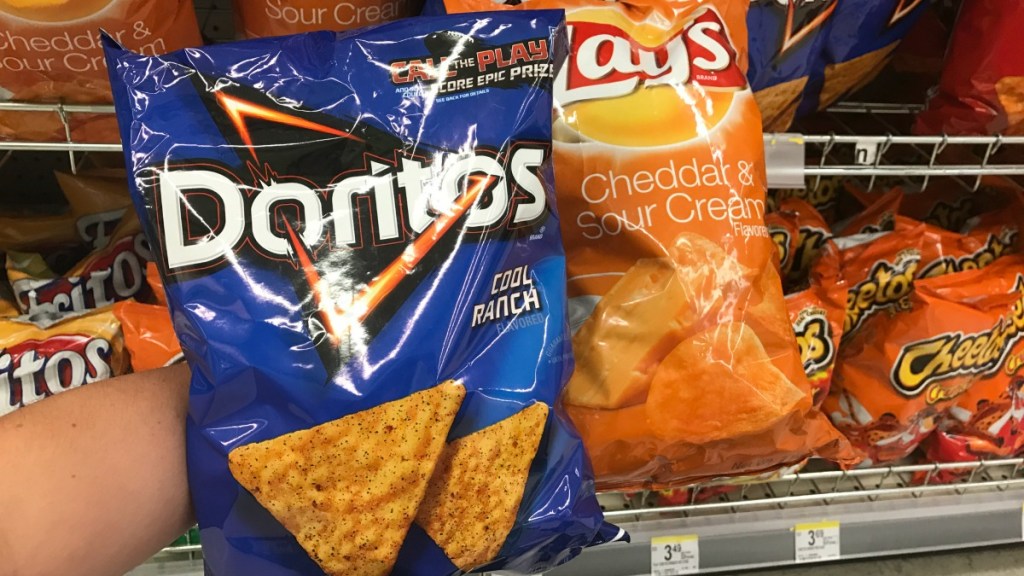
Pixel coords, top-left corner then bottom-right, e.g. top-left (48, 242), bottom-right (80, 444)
top-left (786, 241), bottom-right (847, 407)
top-left (0, 0), bottom-right (202, 142)
top-left (7, 215), bottom-right (152, 316)
top-left (113, 299), bottom-right (182, 372)
top-left (0, 306), bottom-right (127, 417)
top-left (914, 0), bottom-right (1024, 135)
top-left (924, 256), bottom-right (1024, 469)
top-left (827, 262), bottom-right (1024, 465)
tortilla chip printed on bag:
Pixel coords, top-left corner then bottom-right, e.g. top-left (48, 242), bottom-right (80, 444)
top-left (921, 256), bottom-right (1024, 472)
top-left (113, 299), bottom-right (182, 371)
top-left (0, 306), bottom-right (127, 418)
top-left (7, 215), bottom-right (152, 317)
top-left (105, 11), bottom-right (617, 576)
top-left (827, 258), bottom-right (1024, 465)
top-left (0, 0), bottom-right (202, 142)
top-left (428, 0), bottom-right (857, 489)
top-left (914, 0), bottom-right (1024, 135)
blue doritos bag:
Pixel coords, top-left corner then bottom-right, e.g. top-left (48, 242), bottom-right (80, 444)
top-left (104, 11), bottom-right (620, 576)
top-left (747, 0), bottom-right (837, 132)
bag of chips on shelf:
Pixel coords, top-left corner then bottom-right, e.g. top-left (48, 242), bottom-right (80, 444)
top-left (766, 209), bottom-right (798, 277)
top-left (777, 197), bottom-right (832, 293)
top-left (920, 256), bottom-right (1024, 477)
top-left (746, 0), bottom-right (836, 132)
top-left (105, 12), bottom-right (620, 576)
top-left (0, 306), bottom-right (126, 418)
top-left (0, 0), bottom-right (202, 142)
top-left (836, 221), bottom-right (925, 343)
top-left (0, 284), bottom-right (17, 318)
top-left (916, 218), bottom-right (1018, 279)
top-left (827, 260), bottom-right (1024, 465)
top-left (833, 186), bottom-right (902, 237)
top-left (428, 0), bottom-right (856, 489)
top-left (7, 215), bottom-right (152, 317)
top-left (786, 240), bottom-right (846, 407)
top-left (113, 299), bottom-right (182, 371)
top-left (0, 169), bottom-right (132, 255)
top-left (807, 0), bottom-right (928, 114)
top-left (236, 0), bottom-right (421, 38)
top-left (145, 262), bottom-right (165, 305)
top-left (915, 0), bottom-right (1024, 135)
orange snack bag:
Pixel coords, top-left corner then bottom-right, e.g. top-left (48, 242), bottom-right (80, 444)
top-left (0, 306), bottom-right (126, 417)
top-left (437, 0), bottom-right (855, 488)
top-left (836, 221), bottom-right (925, 343)
top-left (145, 261), bottom-right (166, 306)
top-left (7, 215), bottom-right (152, 316)
top-left (777, 197), bottom-right (833, 293)
top-left (113, 299), bottom-right (182, 371)
top-left (236, 0), bottom-right (421, 38)
top-left (0, 0), bottom-right (202, 142)
top-left (827, 267), bottom-right (1024, 465)
top-left (833, 186), bottom-right (902, 237)
top-left (766, 209), bottom-right (798, 277)
top-left (924, 256), bottom-right (1024, 468)
top-left (786, 241), bottom-right (847, 407)
top-left (916, 217), bottom-right (1018, 279)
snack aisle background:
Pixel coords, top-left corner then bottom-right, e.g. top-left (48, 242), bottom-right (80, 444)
top-left (4, 0), bottom-right (1024, 575)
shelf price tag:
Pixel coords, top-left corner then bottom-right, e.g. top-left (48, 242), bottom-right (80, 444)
top-left (651, 534), bottom-right (699, 575)
top-left (794, 521), bottom-right (840, 563)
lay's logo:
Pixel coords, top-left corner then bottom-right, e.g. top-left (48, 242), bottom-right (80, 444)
top-left (556, 7), bottom-right (746, 106)
top-left (918, 228), bottom-right (1018, 279)
top-left (845, 249), bottom-right (919, 337)
top-left (892, 276), bottom-right (1024, 398)
top-left (794, 308), bottom-right (834, 377)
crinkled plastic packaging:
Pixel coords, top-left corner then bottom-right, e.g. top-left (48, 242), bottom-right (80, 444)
top-left (104, 12), bottom-right (619, 576)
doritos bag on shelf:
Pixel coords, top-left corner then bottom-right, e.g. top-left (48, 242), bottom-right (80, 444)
top-left (923, 256), bottom-right (1024, 474)
top-left (0, 0), bottom-right (202, 142)
top-left (746, 0), bottom-right (836, 132)
top-left (915, 0), bottom-right (1024, 135)
top-left (236, 0), bottom-right (421, 38)
top-left (828, 257), bottom-right (1024, 465)
top-left (428, 0), bottom-right (856, 490)
top-left (105, 12), bottom-right (619, 576)
top-left (0, 306), bottom-right (126, 418)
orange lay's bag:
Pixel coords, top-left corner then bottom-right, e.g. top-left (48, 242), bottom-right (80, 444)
top-left (778, 197), bottom-right (833, 292)
top-left (236, 0), bottom-right (421, 38)
top-left (434, 0), bottom-right (856, 488)
top-left (7, 215), bottom-right (152, 316)
top-left (0, 0), bottom-right (202, 142)
top-left (0, 306), bottom-right (126, 417)
top-left (827, 263), bottom-right (1024, 465)
top-left (113, 299), bottom-right (182, 372)
top-left (922, 256), bottom-right (1024, 469)
top-left (786, 241), bottom-right (847, 407)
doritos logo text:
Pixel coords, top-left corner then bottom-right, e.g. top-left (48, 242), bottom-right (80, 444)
top-left (150, 146), bottom-right (549, 274)
top-left (556, 7), bottom-right (745, 106)
top-left (845, 250), bottom-right (919, 335)
top-left (1, 335), bottom-right (112, 417)
top-left (892, 276), bottom-right (1024, 398)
